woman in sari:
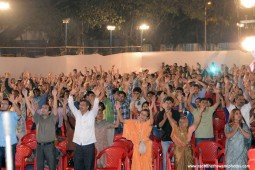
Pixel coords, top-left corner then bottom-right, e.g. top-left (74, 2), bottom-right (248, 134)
top-left (225, 108), bottom-right (251, 170)
top-left (164, 103), bottom-right (205, 170)
top-left (117, 98), bottom-right (154, 170)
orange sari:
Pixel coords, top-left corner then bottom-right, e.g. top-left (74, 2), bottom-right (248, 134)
top-left (123, 120), bottom-right (152, 170)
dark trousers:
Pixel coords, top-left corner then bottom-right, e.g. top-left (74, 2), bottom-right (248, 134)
top-left (36, 142), bottom-right (56, 170)
top-left (0, 144), bottom-right (17, 170)
top-left (74, 143), bottom-right (95, 170)
top-left (114, 124), bottom-right (123, 135)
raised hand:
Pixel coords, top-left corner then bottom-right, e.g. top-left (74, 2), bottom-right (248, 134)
top-left (52, 88), bottom-right (57, 97)
top-left (70, 88), bottom-right (77, 96)
top-left (93, 86), bottom-right (101, 97)
top-left (22, 88), bottom-right (28, 97)
top-left (8, 94), bottom-right (15, 103)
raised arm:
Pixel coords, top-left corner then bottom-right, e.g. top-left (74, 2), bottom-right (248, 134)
top-left (91, 87), bottom-right (100, 114)
top-left (211, 88), bottom-right (220, 110)
top-left (61, 96), bottom-right (68, 121)
top-left (8, 94), bottom-right (21, 116)
top-left (165, 109), bottom-right (177, 129)
top-left (68, 88), bottom-right (79, 117)
top-left (52, 88), bottom-right (58, 118)
top-left (22, 88), bottom-right (35, 115)
top-left (187, 87), bottom-right (195, 112)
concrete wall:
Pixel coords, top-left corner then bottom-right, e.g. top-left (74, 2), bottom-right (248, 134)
top-left (0, 50), bottom-right (253, 78)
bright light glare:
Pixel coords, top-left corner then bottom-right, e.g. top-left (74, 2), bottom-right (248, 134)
top-left (240, 0), bottom-right (255, 8)
top-left (62, 18), bottom-right (70, 24)
top-left (139, 24), bottom-right (149, 30)
top-left (241, 36), bottom-right (255, 52)
top-left (237, 23), bottom-right (244, 27)
top-left (210, 66), bottom-right (216, 73)
top-left (0, 2), bottom-right (10, 10)
top-left (106, 25), bottom-right (116, 31)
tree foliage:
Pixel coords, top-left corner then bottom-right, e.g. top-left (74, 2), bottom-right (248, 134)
top-left (0, 0), bottom-right (242, 47)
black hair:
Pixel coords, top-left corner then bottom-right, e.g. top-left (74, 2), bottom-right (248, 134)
top-left (2, 98), bottom-right (12, 106)
top-left (147, 91), bottom-right (155, 96)
top-left (163, 96), bottom-right (174, 103)
top-left (118, 91), bottom-right (127, 97)
top-left (207, 98), bottom-right (213, 106)
top-left (84, 90), bottom-right (95, 98)
top-left (99, 102), bottom-right (106, 111)
top-left (133, 87), bottom-right (142, 94)
top-left (142, 101), bottom-right (149, 108)
top-left (112, 88), bottom-right (119, 95)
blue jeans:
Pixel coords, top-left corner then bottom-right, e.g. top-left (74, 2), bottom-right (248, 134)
top-left (152, 126), bottom-right (164, 139)
top-left (0, 144), bottom-right (17, 170)
top-left (161, 141), bottom-right (173, 170)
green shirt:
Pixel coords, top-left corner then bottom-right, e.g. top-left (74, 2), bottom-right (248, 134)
top-left (193, 107), bottom-right (215, 138)
top-left (103, 98), bottom-right (114, 124)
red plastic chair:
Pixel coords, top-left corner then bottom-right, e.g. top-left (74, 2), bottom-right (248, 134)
top-left (215, 109), bottom-right (226, 121)
top-left (20, 132), bottom-right (36, 143)
top-left (194, 141), bottom-right (225, 166)
top-left (113, 134), bottom-right (123, 141)
top-left (218, 137), bottom-right (226, 148)
top-left (166, 143), bottom-right (174, 170)
top-left (213, 118), bottom-right (226, 143)
top-left (22, 140), bottom-right (37, 167)
top-left (15, 145), bottom-right (33, 170)
top-left (26, 120), bottom-right (35, 134)
top-left (152, 141), bottom-right (162, 170)
top-left (248, 149), bottom-right (255, 160)
top-left (248, 159), bottom-right (255, 170)
top-left (150, 134), bottom-right (161, 143)
top-left (113, 139), bottom-right (133, 153)
top-left (95, 146), bottom-right (127, 170)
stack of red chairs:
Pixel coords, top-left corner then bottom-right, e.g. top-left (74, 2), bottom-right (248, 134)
top-left (15, 145), bottom-right (33, 170)
top-left (20, 132), bottom-right (37, 167)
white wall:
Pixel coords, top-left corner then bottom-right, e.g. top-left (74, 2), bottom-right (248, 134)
top-left (0, 50), bottom-right (253, 78)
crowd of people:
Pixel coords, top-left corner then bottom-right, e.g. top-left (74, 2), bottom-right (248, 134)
top-left (0, 62), bottom-right (254, 170)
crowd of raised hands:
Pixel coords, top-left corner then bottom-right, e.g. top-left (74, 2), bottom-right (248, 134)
top-left (1, 62), bottom-right (255, 135)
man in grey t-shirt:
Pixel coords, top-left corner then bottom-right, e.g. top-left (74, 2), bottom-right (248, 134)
top-left (23, 88), bottom-right (58, 170)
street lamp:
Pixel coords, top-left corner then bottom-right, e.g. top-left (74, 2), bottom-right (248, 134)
top-left (204, 1), bottom-right (211, 51)
top-left (62, 18), bottom-right (70, 46)
top-left (106, 25), bottom-right (116, 47)
top-left (240, 0), bottom-right (255, 8)
top-left (139, 24), bottom-right (149, 45)
top-left (237, 23), bottom-right (244, 40)
top-left (0, 1), bottom-right (10, 10)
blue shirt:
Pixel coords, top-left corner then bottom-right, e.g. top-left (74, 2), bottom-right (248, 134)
top-left (0, 111), bottom-right (19, 146)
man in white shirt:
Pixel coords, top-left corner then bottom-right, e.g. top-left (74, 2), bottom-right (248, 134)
top-left (226, 94), bottom-right (253, 127)
top-left (68, 88), bottom-right (100, 170)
